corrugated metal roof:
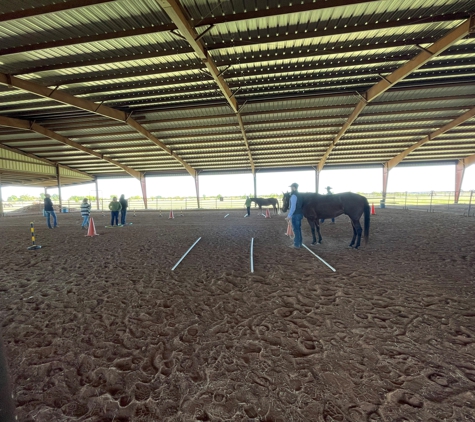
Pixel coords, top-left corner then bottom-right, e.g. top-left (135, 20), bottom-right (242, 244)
top-left (1, 0), bottom-right (474, 184)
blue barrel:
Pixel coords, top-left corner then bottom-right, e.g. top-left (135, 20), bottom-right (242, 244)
top-left (62, 207), bottom-right (68, 213)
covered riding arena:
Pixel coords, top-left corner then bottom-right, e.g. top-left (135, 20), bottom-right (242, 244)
top-left (1, 1), bottom-right (475, 421)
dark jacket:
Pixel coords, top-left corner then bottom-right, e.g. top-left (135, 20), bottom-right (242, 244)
top-left (119, 198), bottom-right (128, 210)
top-left (44, 198), bottom-right (54, 211)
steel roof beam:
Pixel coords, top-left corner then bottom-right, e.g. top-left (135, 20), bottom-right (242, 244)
top-left (385, 106), bottom-right (475, 170)
top-left (317, 17), bottom-right (473, 171)
top-left (0, 143), bottom-right (91, 179)
top-left (157, 0), bottom-right (238, 112)
top-left (158, 0), bottom-right (257, 172)
top-left (0, 0), bottom-right (115, 22)
top-left (0, 73), bottom-right (196, 176)
top-left (0, 115), bottom-right (142, 179)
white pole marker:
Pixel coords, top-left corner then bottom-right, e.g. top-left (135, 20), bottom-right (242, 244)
top-left (224, 214), bottom-right (229, 218)
top-left (302, 244), bottom-right (336, 272)
top-left (250, 238), bottom-right (254, 273)
top-left (172, 237), bottom-right (202, 271)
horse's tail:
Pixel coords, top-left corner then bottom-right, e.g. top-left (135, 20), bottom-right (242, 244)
top-left (364, 199), bottom-right (370, 245)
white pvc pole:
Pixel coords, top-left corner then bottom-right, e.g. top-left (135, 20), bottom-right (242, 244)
top-left (172, 237), bottom-right (202, 271)
top-left (302, 244), bottom-right (336, 272)
top-left (224, 214), bottom-right (229, 218)
top-left (250, 238), bottom-right (254, 273)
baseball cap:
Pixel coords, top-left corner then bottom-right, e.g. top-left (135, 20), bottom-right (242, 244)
top-left (289, 183), bottom-right (299, 188)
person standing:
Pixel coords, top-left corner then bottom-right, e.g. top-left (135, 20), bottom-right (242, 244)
top-left (286, 183), bottom-right (303, 249)
top-left (80, 198), bottom-right (91, 229)
top-left (244, 196), bottom-right (252, 217)
top-left (320, 186), bottom-right (335, 224)
top-left (108, 196), bottom-right (122, 226)
top-left (119, 194), bottom-right (128, 225)
top-left (43, 193), bottom-right (58, 229)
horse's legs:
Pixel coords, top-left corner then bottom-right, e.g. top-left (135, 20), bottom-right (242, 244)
top-left (308, 219), bottom-right (317, 244)
top-left (349, 221), bottom-right (357, 247)
top-left (315, 220), bottom-right (323, 243)
top-left (352, 219), bottom-right (363, 248)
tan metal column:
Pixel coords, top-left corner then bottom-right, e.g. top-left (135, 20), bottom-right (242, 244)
top-left (382, 164), bottom-right (389, 204)
top-left (314, 167), bottom-right (320, 193)
top-left (140, 173), bottom-right (148, 209)
top-left (195, 173), bottom-right (200, 209)
top-left (56, 165), bottom-right (63, 212)
top-left (0, 175), bottom-right (4, 217)
top-left (95, 177), bottom-right (100, 211)
top-left (455, 161), bottom-right (465, 204)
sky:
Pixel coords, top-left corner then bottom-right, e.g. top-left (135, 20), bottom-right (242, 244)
top-left (1, 164), bottom-right (474, 200)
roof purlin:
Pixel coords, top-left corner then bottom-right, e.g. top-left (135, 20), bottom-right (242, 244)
top-left (0, 115), bottom-right (143, 178)
top-left (317, 17), bottom-right (473, 172)
top-left (0, 72), bottom-right (196, 177)
top-left (386, 106), bottom-right (475, 170)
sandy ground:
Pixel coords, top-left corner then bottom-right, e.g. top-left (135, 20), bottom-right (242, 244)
top-left (1, 209), bottom-right (475, 421)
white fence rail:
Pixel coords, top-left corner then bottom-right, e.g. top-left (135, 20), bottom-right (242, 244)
top-left (1, 191), bottom-right (474, 216)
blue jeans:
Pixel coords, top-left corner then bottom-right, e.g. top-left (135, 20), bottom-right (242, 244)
top-left (120, 209), bottom-right (127, 225)
top-left (81, 215), bottom-right (89, 227)
top-left (45, 211), bottom-right (57, 228)
top-left (291, 214), bottom-right (303, 247)
top-left (111, 211), bottom-right (119, 226)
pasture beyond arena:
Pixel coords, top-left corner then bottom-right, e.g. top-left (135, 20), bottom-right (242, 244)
top-left (1, 209), bottom-right (475, 421)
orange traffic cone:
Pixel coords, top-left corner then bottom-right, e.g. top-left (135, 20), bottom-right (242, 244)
top-left (371, 203), bottom-right (376, 215)
top-left (85, 217), bottom-right (99, 237)
top-left (265, 208), bottom-right (271, 218)
top-left (169, 210), bottom-right (174, 219)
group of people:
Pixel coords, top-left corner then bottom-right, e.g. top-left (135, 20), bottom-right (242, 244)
top-left (43, 194), bottom-right (129, 229)
top-left (286, 183), bottom-right (336, 249)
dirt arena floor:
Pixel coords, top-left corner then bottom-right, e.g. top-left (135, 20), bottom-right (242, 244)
top-left (1, 208), bottom-right (475, 422)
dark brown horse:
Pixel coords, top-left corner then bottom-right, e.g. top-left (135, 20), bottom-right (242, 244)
top-left (282, 192), bottom-right (370, 248)
top-left (250, 197), bottom-right (280, 214)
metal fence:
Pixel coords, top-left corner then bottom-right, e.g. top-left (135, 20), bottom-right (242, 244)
top-left (1, 191), bottom-right (474, 216)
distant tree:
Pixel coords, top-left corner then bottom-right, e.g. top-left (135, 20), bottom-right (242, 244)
top-left (68, 195), bottom-right (83, 202)
top-left (7, 195), bottom-right (19, 202)
top-left (129, 195), bottom-right (142, 200)
top-left (39, 193), bottom-right (46, 200)
top-left (19, 194), bottom-right (37, 201)
top-left (51, 194), bottom-right (59, 201)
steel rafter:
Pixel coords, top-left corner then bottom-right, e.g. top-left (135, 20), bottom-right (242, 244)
top-left (317, 17), bottom-right (473, 172)
top-left (0, 0), bottom-right (115, 22)
top-left (0, 73), bottom-right (196, 177)
top-left (0, 116), bottom-right (142, 178)
top-left (157, 0), bottom-right (255, 171)
top-left (385, 106), bottom-right (475, 170)
top-left (0, 143), bottom-right (92, 179)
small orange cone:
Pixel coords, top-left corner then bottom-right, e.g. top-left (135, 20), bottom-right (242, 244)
top-left (371, 203), bottom-right (376, 215)
top-left (85, 217), bottom-right (99, 237)
top-left (169, 210), bottom-right (174, 219)
top-left (265, 208), bottom-right (271, 218)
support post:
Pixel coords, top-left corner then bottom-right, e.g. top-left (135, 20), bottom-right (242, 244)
top-left (314, 167), bottom-right (320, 193)
top-left (195, 173), bottom-right (200, 209)
top-left (140, 173), bottom-right (148, 209)
top-left (382, 164), bottom-right (389, 205)
top-left (0, 175), bottom-right (3, 217)
top-left (95, 177), bottom-right (100, 210)
top-left (56, 164), bottom-right (63, 212)
top-left (253, 172), bottom-right (257, 198)
top-left (455, 160), bottom-right (465, 204)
